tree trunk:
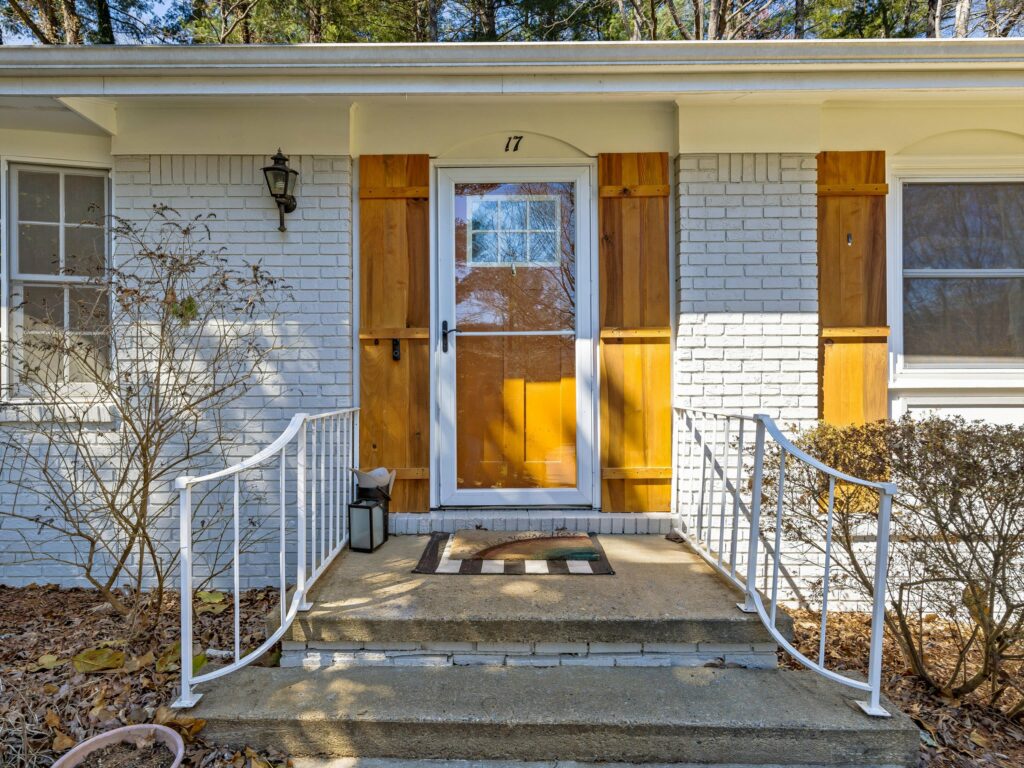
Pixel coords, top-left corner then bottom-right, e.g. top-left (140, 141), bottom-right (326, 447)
top-left (795, 0), bottom-right (806, 38)
top-left (93, 0), bottom-right (114, 43)
top-left (60, 0), bottom-right (83, 43)
top-left (954, 0), bottom-right (971, 36)
top-left (928, 0), bottom-right (943, 36)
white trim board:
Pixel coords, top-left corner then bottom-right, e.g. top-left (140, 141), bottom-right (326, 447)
top-left (389, 512), bottom-right (676, 535)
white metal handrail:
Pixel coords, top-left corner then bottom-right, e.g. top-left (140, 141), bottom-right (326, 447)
top-left (172, 407), bottom-right (359, 708)
top-left (673, 405), bottom-right (896, 718)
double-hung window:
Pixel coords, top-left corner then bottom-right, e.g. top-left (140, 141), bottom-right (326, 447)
top-left (7, 165), bottom-right (110, 392)
top-left (898, 178), bottom-right (1024, 371)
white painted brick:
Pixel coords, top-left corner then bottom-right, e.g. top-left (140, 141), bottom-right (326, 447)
top-left (589, 642), bottom-right (642, 654)
top-left (505, 655), bottom-right (561, 667)
top-left (452, 655), bottom-right (506, 666)
top-left (474, 642), bottom-right (533, 655)
top-left (560, 654), bottom-right (616, 667)
top-left (612, 655), bottom-right (674, 667)
top-left (534, 642), bottom-right (588, 655)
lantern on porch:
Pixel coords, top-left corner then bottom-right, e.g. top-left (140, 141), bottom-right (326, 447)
top-left (348, 499), bottom-right (387, 553)
top-left (261, 149), bottom-right (299, 231)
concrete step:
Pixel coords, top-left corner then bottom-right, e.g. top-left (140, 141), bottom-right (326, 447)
top-left (195, 665), bottom-right (918, 766)
top-left (283, 536), bottom-right (786, 647)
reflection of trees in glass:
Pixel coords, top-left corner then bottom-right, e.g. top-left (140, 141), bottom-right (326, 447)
top-left (454, 182), bottom-right (576, 332)
top-left (904, 183), bottom-right (1024, 270)
top-left (904, 278), bottom-right (1024, 361)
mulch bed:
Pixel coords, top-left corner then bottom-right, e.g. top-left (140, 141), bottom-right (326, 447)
top-left (0, 584), bottom-right (290, 768)
top-left (785, 609), bottom-right (1024, 768)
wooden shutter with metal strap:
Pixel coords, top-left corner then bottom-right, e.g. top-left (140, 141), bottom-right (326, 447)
top-left (817, 151), bottom-right (889, 426)
top-left (597, 152), bottom-right (672, 512)
top-left (358, 155), bottom-right (430, 512)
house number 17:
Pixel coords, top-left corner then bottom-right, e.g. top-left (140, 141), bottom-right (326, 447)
top-left (505, 136), bottom-right (524, 152)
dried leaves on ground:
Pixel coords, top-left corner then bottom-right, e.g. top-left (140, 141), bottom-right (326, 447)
top-left (786, 609), bottom-right (1024, 768)
top-left (0, 585), bottom-right (288, 768)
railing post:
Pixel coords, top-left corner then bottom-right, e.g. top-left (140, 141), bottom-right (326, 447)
top-left (172, 480), bottom-right (201, 708)
top-left (857, 486), bottom-right (895, 718)
top-left (296, 417), bottom-right (313, 612)
top-left (738, 416), bottom-right (767, 614)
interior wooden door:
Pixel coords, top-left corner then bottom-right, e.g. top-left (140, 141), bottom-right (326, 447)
top-left (436, 166), bottom-right (596, 507)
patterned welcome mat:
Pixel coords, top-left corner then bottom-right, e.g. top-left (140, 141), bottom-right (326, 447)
top-left (413, 530), bottom-right (615, 575)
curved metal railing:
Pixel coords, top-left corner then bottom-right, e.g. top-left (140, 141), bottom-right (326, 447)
top-left (172, 408), bottom-right (358, 707)
top-left (673, 406), bottom-right (896, 717)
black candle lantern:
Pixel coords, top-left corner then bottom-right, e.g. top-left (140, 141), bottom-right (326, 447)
top-left (261, 149), bottom-right (299, 231)
top-left (349, 499), bottom-right (387, 553)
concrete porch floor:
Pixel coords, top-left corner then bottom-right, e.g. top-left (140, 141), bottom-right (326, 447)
top-left (285, 535), bottom-right (787, 646)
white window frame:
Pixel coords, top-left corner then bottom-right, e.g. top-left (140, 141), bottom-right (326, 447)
top-left (465, 193), bottom-right (562, 267)
top-left (2, 161), bottom-right (112, 402)
top-left (888, 159), bottom-right (1024, 394)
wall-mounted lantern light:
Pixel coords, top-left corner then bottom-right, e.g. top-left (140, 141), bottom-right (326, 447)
top-left (261, 149), bottom-right (299, 231)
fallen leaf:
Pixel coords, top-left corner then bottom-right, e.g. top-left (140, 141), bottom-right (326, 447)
top-left (52, 732), bottom-right (75, 752)
top-left (155, 705), bottom-right (207, 741)
top-left (156, 642), bottom-right (180, 673)
top-left (35, 653), bottom-right (63, 670)
top-left (246, 747), bottom-right (273, 768)
top-left (73, 647), bottom-right (126, 673)
top-left (124, 650), bottom-right (155, 672)
top-left (193, 652), bottom-right (208, 675)
top-left (197, 590), bottom-right (226, 604)
top-left (44, 709), bottom-right (61, 728)
top-left (970, 730), bottom-right (991, 748)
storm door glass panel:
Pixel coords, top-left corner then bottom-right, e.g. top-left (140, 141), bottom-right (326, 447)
top-left (453, 181), bottom-right (578, 490)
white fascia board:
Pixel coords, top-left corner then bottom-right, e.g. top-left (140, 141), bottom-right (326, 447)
top-left (0, 40), bottom-right (1020, 98)
top-left (1, 69), bottom-right (1022, 99)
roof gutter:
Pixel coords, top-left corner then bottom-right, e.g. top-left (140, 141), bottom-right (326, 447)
top-left (0, 40), bottom-right (1021, 97)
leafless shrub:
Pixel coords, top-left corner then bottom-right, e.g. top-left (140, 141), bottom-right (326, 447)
top-left (0, 206), bottom-right (286, 627)
top-left (771, 416), bottom-right (1024, 717)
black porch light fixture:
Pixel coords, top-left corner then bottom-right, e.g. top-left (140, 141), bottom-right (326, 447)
top-left (261, 149), bottom-right (299, 231)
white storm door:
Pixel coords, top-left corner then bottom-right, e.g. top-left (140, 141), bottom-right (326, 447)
top-left (436, 166), bottom-right (596, 507)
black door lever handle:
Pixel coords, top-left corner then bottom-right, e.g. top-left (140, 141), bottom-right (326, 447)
top-left (442, 321), bottom-right (458, 353)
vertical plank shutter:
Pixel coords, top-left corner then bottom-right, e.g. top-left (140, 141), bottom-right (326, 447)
top-left (817, 151), bottom-right (889, 426)
top-left (359, 155), bottom-right (430, 512)
top-left (598, 153), bottom-right (672, 512)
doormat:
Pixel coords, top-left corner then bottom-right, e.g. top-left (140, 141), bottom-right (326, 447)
top-left (413, 530), bottom-right (615, 575)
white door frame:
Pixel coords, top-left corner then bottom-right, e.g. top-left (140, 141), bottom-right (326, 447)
top-left (433, 163), bottom-right (599, 508)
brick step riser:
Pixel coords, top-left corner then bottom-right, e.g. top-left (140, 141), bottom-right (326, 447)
top-left (280, 639), bottom-right (777, 669)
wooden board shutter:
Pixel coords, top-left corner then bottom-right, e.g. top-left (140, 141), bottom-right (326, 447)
top-left (358, 155), bottom-right (430, 512)
top-left (598, 153), bottom-right (672, 512)
top-left (817, 151), bottom-right (889, 426)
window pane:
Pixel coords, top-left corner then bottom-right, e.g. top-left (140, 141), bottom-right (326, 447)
top-left (23, 285), bottom-right (64, 330)
top-left (455, 182), bottom-right (576, 333)
top-left (65, 225), bottom-right (106, 276)
top-left (18, 223), bottom-right (60, 275)
top-left (904, 277), bottom-right (1024, 364)
top-left (904, 183), bottom-right (1024, 269)
top-left (69, 334), bottom-right (109, 383)
top-left (70, 287), bottom-right (109, 332)
top-left (18, 170), bottom-right (59, 222)
top-left (65, 174), bottom-right (106, 225)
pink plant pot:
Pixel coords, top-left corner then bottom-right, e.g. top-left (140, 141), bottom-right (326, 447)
top-left (51, 723), bottom-right (185, 768)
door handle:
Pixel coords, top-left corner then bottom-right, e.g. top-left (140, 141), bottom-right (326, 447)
top-left (442, 321), bottom-right (459, 353)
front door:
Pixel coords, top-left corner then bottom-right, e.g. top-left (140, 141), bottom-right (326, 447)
top-left (436, 166), bottom-right (596, 507)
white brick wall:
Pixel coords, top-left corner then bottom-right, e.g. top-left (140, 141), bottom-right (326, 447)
top-left (676, 153), bottom-right (818, 423)
top-left (0, 154), bottom-right (354, 587)
top-left (674, 153), bottom-right (828, 608)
